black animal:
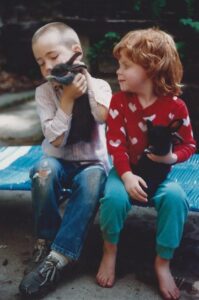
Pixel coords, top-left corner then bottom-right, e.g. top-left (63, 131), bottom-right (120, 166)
top-left (47, 52), bottom-right (95, 145)
top-left (134, 119), bottom-right (183, 199)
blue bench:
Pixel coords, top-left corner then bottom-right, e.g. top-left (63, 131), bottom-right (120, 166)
top-left (0, 146), bottom-right (198, 211)
top-left (0, 146), bottom-right (43, 191)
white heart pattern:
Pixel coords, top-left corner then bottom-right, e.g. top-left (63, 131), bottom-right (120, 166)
top-left (120, 127), bottom-right (126, 135)
top-left (138, 122), bottom-right (147, 132)
top-left (109, 139), bottom-right (121, 147)
top-left (128, 103), bottom-right (137, 113)
top-left (183, 116), bottom-right (190, 127)
top-left (130, 137), bottom-right (138, 145)
top-left (143, 114), bottom-right (156, 122)
top-left (190, 143), bottom-right (196, 148)
top-left (168, 113), bottom-right (174, 120)
top-left (109, 109), bottom-right (119, 119)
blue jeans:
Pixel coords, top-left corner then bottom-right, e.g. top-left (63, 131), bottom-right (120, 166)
top-left (30, 156), bottom-right (106, 260)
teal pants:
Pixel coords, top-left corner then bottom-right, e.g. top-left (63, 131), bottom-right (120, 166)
top-left (99, 168), bottom-right (189, 259)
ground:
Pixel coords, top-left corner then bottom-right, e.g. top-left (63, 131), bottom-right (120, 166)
top-left (0, 193), bottom-right (198, 300)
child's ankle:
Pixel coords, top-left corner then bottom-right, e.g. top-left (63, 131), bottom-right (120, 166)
top-left (155, 255), bottom-right (170, 268)
top-left (104, 241), bottom-right (117, 254)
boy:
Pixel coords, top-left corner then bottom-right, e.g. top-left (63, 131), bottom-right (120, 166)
top-left (19, 22), bottom-right (112, 297)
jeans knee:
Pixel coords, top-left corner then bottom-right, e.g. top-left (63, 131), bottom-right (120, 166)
top-left (30, 157), bottom-right (61, 187)
top-left (74, 166), bottom-right (106, 198)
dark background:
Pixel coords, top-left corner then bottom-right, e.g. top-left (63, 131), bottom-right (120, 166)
top-left (0, 0), bottom-right (198, 148)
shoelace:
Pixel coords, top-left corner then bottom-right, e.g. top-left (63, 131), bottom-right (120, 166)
top-left (39, 257), bottom-right (59, 287)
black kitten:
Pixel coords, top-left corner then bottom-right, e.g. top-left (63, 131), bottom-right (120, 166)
top-left (134, 119), bottom-right (183, 199)
top-left (47, 52), bottom-right (95, 145)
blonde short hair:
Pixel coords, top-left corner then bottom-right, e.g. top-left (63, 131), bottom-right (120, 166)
top-left (113, 28), bottom-right (183, 96)
top-left (32, 22), bottom-right (80, 49)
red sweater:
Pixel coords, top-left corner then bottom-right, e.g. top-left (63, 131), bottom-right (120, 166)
top-left (107, 92), bottom-right (196, 177)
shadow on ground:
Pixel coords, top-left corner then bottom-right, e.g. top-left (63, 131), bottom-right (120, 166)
top-left (0, 197), bottom-right (199, 300)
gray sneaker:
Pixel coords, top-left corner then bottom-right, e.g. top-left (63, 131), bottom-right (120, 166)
top-left (19, 255), bottom-right (61, 297)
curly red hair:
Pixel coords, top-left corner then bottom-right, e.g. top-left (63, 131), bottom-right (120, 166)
top-left (113, 28), bottom-right (183, 96)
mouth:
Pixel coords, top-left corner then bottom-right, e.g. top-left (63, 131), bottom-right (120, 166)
top-left (118, 79), bottom-right (125, 84)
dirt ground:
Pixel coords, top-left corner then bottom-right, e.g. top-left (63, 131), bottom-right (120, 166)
top-left (1, 193), bottom-right (199, 300)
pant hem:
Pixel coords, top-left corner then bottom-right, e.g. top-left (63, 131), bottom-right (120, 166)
top-left (51, 243), bottom-right (81, 261)
top-left (156, 244), bottom-right (175, 260)
top-left (103, 232), bottom-right (120, 244)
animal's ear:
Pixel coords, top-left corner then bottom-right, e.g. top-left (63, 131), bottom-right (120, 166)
top-left (67, 52), bottom-right (82, 65)
top-left (168, 119), bottom-right (183, 132)
top-left (146, 120), bottom-right (153, 130)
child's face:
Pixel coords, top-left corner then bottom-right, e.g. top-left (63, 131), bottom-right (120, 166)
top-left (32, 30), bottom-right (81, 78)
top-left (116, 50), bottom-right (149, 93)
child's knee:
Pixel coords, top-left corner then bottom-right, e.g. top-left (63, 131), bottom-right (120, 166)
top-left (30, 157), bottom-right (61, 186)
top-left (100, 192), bottom-right (130, 214)
top-left (163, 182), bottom-right (188, 211)
top-left (75, 166), bottom-right (106, 190)
top-left (166, 182), bottom-right (186, 199)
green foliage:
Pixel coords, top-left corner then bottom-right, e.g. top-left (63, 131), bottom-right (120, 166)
top-left (133, 0), bottom-right (167, 18)
top-left (87, 32), bottom-right (121, 63)
top-left (132, 0), bottom-right (197, 19)
top-left (133, 0), bottom-right (142, 12)
top-left (86, 1), bottom-right (198, 66)
top-left (180, 18), bottom-right (199, 32)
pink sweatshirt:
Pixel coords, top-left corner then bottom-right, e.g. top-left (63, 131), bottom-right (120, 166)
top-left (35, 78), bottom-right (112, 173)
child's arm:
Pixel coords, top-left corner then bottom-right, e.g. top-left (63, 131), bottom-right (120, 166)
top-left (84, 71), bottom-right (112, 122)
top-left (107, 95), bottom-right (148, 202)
top-left (35, 75), bottom-right (86, 147)
top-left (147, 99), bottom-right (196, 164)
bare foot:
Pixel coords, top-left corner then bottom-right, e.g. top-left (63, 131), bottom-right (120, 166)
top-left (96, 241), bottom-right (117, 288)
top-left (155, 255), bottom-right (180, 300)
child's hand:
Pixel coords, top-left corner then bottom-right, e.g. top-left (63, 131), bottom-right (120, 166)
top-left (147, 148), bottom-right (177, 164)
top-left (82, 68), bottom-right (92, 89)
top-left (59, 73), bottom-right (87, 114)
top-left (61, 73), bottom-right (87, 102)
top-left (121, 171), bottom-right (148, 203)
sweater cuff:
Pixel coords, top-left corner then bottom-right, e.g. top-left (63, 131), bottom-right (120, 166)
top-left (115, 161), bottom-right (132, 177)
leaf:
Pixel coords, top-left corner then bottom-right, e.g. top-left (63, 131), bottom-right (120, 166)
top-left (180, 18), bottom-right (199, 32)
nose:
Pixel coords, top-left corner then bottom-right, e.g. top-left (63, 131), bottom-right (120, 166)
top-left (44, 60), bottom-right (54, 76)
